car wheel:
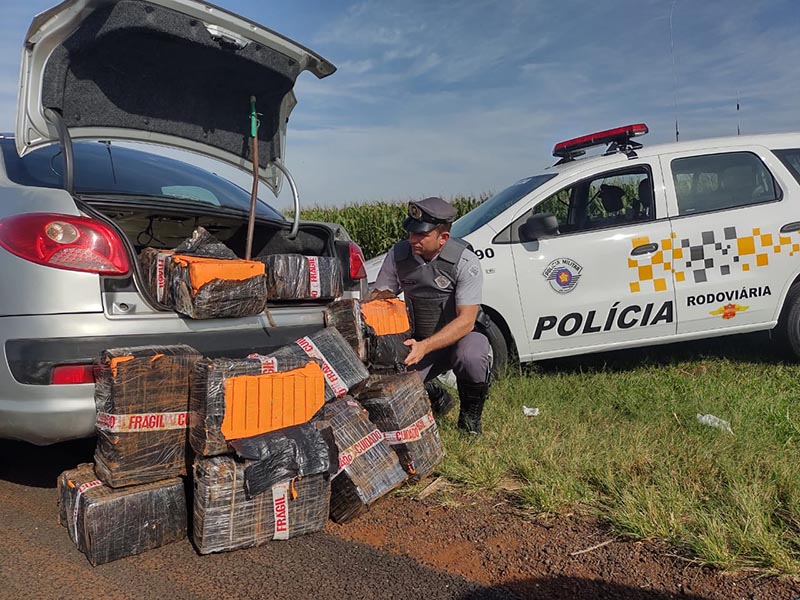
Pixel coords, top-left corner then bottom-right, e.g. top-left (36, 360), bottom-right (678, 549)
top-left (777, 283), bottom-right (800, 359)
top-left (483, 317), bottom-right (509, 379)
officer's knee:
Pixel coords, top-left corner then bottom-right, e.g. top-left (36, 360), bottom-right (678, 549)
top-left (453, 333), bottom-right (490, 384)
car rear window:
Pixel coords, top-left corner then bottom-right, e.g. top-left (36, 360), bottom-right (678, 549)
top-left (0, 139), bottom-right (284, 221)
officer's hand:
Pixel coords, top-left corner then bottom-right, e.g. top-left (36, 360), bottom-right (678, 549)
top-left (403, 338), bottom-right (427, 366)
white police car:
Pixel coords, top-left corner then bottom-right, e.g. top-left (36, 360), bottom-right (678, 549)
top-left (367, 124), bottom-right (800, 365)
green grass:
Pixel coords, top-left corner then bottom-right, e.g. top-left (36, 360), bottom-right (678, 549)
top-left (434, 333), bottom-right (800, 574)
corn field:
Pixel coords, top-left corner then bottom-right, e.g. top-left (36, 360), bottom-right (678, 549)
top-left (297, 195), bottom-right (488, 259)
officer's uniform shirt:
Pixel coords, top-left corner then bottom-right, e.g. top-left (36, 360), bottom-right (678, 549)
top-left (374, 245), bottom-right (484, 306)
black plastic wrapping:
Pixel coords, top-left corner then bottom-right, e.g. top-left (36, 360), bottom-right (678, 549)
top-left (93, 344), bottom-right (201, 488)
top-left (173, 226), bottom-right (237, 258)
top-left (355, 374), bottom-right (444, 483)
top-left (321, 398), bottom-right (407, 523)
top-left (270, 327), bottom-right (369, 402)
top-left (259, 254), bottom-right (343, 300)
top-left (190, 355), bottom-right (322, 457)
top-left (324, 299), bottom-right (367, 361)
top-left (57, 463), bottom-right (186, 566)
top-left (193, 456), bottom-right (330, 554)
top-left (230, 421), bottom-right (338, 498)
top-left (139, 228), bottom-right (268, 319)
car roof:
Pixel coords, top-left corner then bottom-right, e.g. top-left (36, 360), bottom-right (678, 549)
top-left (544, 131), bottom-right (800, 179)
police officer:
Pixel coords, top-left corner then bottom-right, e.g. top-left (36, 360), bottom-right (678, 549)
top-left (371, 197), bottom-right (491, 434)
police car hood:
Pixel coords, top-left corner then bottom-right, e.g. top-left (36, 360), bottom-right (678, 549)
top-left (16, 0), bottom-right (335, 195)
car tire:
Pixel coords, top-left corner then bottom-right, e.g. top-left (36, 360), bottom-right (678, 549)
top-left (483, 317), bottom-right (509, 379)
top-left (777, 283), bottom-right (800, 359)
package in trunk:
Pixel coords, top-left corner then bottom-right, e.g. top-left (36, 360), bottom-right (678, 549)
top-left (193, 456), bottom-right (330, 554)
top-left (94, 344), bottom-right (201, 488)
top-left (321, 398), bottom-right (407, 523)
top-left (270, 327), bottom-right (370, 402)
top-left (355, 374), bottom-right (444, 482)
top-left (190, 355), bottom-right (326, 457)
top-left (258, 254), bottom-right (343, 300)
top-left (57, 463), bottom-right (186, 566)
top-left (325, 298), bottom-right (411, 372)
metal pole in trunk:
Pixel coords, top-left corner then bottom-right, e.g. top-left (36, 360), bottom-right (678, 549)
top-left (245, 96), bottom-right (259, 260)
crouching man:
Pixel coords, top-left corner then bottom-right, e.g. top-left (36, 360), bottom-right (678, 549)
top-left (371, 197), bottom-right (491, 434)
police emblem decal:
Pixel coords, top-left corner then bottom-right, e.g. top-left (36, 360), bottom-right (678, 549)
top-left (434, 274), bottom-right (451, 289)
top-left (543, 258), bottom-right (583, 293)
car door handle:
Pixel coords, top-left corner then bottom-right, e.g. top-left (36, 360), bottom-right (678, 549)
top-left (630, 243), bottom-right (659, 256)
top-left (780, 221), bottom-right (800, 233)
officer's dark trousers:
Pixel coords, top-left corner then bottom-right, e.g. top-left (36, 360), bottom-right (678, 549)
top-left (411, 331), bottom-right (491, 384)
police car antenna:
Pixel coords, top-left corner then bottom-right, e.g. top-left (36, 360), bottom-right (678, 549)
top-left (669, 0), bottom-right (680, 142)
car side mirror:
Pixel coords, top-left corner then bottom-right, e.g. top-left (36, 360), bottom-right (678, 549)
top-left (519, 213), bottom-right (559, 242)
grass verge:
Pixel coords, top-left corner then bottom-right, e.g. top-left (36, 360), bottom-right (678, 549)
top-left (434, 332), bottom-right (800, 574)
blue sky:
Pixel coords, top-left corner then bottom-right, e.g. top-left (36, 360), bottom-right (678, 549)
top-left (2, 1), bottom-right (800, 209)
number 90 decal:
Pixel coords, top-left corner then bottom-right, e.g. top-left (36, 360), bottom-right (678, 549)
top-left (474, 248), bottom-right (495, 260)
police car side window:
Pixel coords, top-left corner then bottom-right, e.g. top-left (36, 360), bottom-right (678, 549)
top-left (671, 152), bottom-right (780, 216)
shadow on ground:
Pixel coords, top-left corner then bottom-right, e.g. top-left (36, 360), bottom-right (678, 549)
top-left (519, 330), bottom-right (788, 376)
top-left (461, 576), bottom-right (711, 600)
top-left (0, 437), bottom-right (95, 488)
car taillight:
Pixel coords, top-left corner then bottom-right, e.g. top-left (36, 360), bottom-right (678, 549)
top-left (349, 242), bottom-right (367, 280)
top-left (0, 213), bottom-right (130, 275)
top-left (51, 364), bottom-right (95, 385)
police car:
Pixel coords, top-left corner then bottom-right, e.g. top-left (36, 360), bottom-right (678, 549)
top-left (367, 124), bottom-right (800, 367)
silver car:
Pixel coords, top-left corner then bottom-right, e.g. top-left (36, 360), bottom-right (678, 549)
top-left (1, 0), bottom-right (366, 445)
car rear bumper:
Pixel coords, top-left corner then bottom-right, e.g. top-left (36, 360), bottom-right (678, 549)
top-left (0, 310), bottom-right (325, 445)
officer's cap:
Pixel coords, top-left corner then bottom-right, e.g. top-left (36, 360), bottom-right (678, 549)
top-left (402, 197), bottom-right (457, 233)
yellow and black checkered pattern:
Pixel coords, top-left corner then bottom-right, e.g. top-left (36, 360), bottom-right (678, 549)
top-left (628, 226), bottom-right (800, 294)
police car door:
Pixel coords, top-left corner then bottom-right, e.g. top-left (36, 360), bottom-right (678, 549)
top-left (660, 147), bottom-right (792, 335)
top-left (507, 163), bottom-right (676, 359)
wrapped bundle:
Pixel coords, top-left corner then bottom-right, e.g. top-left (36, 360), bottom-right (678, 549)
top-left (94, 344), bottom-right (201, 488)
top-left (230, 421), bottom-right (338, 498)
top-left (361, 298), bottom-right (412, 372)
top-left (321, 398), bottom-right (407, 523)
top-left (173, 226), bottom-right (237, 259)
top-left (193, 456), bottom-right (330, 554)
top-left (324, 299), bottom-right (367, 361)
top-left (57, 463), bottom-right (186, 566)
top-left (271, 327), bottom-right (369, 402)
top-left (355, 374), bottom-right (444, 482)
top-left (190, 356), bottom-right (325, 457)
top-left (139, 247), bottom-right (176, 307)
top-left (325, 298), bottom-right (412, 372)
top-left (259, 254), bottom-right (343, 300)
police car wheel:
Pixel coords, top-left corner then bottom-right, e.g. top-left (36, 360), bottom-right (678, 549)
top-left (484, 317), bottom-right (508, 378)
top-left (778, 283), bottom-right (800, 360)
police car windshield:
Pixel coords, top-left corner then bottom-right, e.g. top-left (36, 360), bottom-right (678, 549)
top-left (451, 174), bottom-right (556, 237)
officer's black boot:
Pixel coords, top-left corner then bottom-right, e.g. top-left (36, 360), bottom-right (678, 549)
top-left (425, 381), bottom-right (455, 417)
top-left (456, 381), bottom-right (489, 435)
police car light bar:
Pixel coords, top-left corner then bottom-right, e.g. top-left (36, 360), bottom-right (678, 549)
top-left (552, 123), bottom-right (649, 159)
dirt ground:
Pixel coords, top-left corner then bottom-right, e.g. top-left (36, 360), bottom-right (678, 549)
top-left (327, 480), bottom-right (800, 600)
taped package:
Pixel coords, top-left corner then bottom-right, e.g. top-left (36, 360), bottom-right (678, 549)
top-left (258, 254), bottom-right (343, 300)
top-left (355, 374), bottom-right (444, 482)
top-left (325, 298), bottom-right (411, 372)
top-left (57, 463), bottom-right (186, 566)
top-left (230, 421), bottom-right (338, 498)
top-left (321, 398), bottom-right (407, 523)
top-left (190, 355), bottom-right (325, 457)
top-left (94, 344), bottom-right (201, 488)
top-left (139, 227), bottom-right (267, 319)
top-left (193, 456), bottom-right (330, 554)
top-left (270, 327), bottom-right (370, 402)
